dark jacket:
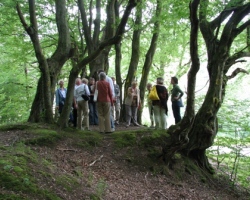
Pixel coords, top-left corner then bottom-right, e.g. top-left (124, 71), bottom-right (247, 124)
top-left (152, 85), bottom-right (168, 113)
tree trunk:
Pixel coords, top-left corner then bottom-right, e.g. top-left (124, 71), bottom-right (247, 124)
top-left (17, 0), bottom-right (71, 123)
top-left (122, 0), bottom-right (142, 118)
top-left (162, 0), bottom-right (250, 173)
top-left (28, 77), bottom-right (44, 122)
top-left (138, 0), bottom-right (161, 124)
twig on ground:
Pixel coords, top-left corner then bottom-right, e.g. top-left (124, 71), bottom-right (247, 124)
top-left (56, 148), bottom-right (78, 152)
top-left (144, 172), bottom-right (149, 187)
top-left (152, 190), bottom-right (169, 199)
top-left (89, 155), bottom-right (104, 166)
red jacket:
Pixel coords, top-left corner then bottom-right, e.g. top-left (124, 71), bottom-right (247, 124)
top-left (96, 80), bottom-right (113, 105)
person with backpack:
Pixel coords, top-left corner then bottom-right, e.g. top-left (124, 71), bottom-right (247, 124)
top-left (151, 78), bottom-right (168, 129)
top-left (74, 78), bottom-right (90, 130)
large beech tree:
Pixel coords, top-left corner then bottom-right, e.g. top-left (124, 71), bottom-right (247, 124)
top-left (17, 0), bottom-right (72, 123)
top-left (163, 0), bottom-right (250, 173)
top-left (16, 0), bottom-right (137, 125)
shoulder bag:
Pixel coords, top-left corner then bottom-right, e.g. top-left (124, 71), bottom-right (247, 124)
top-left (148, 85), bottom-right (159, 100)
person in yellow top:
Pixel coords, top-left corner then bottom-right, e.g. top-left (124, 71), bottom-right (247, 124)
top-left (146, 83), bottom-right (154, 128)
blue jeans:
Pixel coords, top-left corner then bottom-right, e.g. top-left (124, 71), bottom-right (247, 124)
top-left (89, 102), bottom-right (98, 125)
top-left (172, 102), bottom-right (181, 124)
top-left (110, 106), bottom-right (115, 129)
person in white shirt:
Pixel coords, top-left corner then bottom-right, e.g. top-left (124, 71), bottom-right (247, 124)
top-left (74, 78), bottom-right (90, 130)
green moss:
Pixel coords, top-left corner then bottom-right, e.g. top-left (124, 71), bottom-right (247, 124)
top-left (74, 132), bottom-right (102, 148)
top-left (24, 129), bottom-right (62, 146)
top-left (0, 193), bottom-right (28, 200)
top-left (0, 123), bottom-right (32, 131)
top-left (112, 132), bottom-right (136, 147)
top-left (13, 166), bottom-right (24, 173)
top-left (140, 130), bottom-right (170, 147)
top-left (0, 146), bottom-right (7, 150)
top-left (56, 174), bottom-right (80, 192)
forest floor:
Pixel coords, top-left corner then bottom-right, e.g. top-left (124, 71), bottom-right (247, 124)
top-left (0, 122), bottom-right (249, 200)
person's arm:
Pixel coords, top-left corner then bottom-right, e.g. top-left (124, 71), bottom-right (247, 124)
top-left (177, 86), bottom-right (184, 99)
top-left (117, 85), bottom-right (120, 97)
top-left (85, 84), bottom-right (90, 96)
top-left (108, 77), bottom-right (115, 98)
top-left (55, 89), bottom-right (59, 108)
top-left (108, 84), bottom-right (113, 106)
top-left (137, 88), bottom-right (141, 108)
top-left (73, 97), bottom-right (77, 109)
top-left (127, 87), bottom-right (132, 97)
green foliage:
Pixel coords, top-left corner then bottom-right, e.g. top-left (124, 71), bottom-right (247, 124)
top-left (207, 128), bottom-right (250, 189)
top-left (95, 179), bottom-right (108, 199)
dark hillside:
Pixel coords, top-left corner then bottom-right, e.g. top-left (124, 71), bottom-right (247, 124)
top-left (0, 123), bottom-right (249, 200)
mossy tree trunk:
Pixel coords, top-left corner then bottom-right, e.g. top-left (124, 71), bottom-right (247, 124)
top-left (163, 0), bottom-right (250, 173)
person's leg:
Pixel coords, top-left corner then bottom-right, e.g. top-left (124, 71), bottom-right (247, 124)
top-left (115, 103), bottom-right (121, 123)
top-left (82, 101), bottom-right (89, 130)
top-left (125, 105), bottom-right (132, 126)
top-left (110, 106), bottom-right (115, 130)
top-left (175, 106), bottom-right (181, 124)
top-left (131, 106), bottom-right (139, 125)
top-left (153, 105), bottom-right (160, 129)
top-left (103, 102), bottom-right (111, 132)
top-left (93, 102), bottom-right (99, 125)
top-left (172, 103), bottom-right (181, 124)
top-left (159, 107), bottom-right (167, 129)
top-left (58, 104), bottom-right (63, 115)
top-left (77, 100), bottom-right (84, 129)
top-left (97, 102), bottom-right (105, 133)
top-left (73, 107), bottom-right (77, 127)
top-left (88, 102), bottom-right (94, 125)
top-left (148, 104), bottom-right (154, 127)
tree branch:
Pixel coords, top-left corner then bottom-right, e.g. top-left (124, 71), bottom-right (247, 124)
top-left (227, 68), bottom-right (249, 79)
top-left (236, 18), bottom-right (250, 37)
top-left (210, 0), bottom-right (245, 30)
top-left (78, 0), bottom-right (93, 49)
top-left (16, 3), bottom-right (29, 32)
top-left (220, 3), bottom-right (250, 45)
top-left (51, 0), bottom-right (71, 62)
top-left (77, 0), bottom-right (137, 69)
top-left (225, 48), bottom-right (250, 72)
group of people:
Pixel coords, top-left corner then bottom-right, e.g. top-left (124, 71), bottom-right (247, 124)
top-left (55, 70), bottom-right (121, 133)
top-left (55, 73), bottom-right (184, 132)
top-left (123, 76), bottom-right (184, 129)
top-left (146, 76), bottom-right (184, 129)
